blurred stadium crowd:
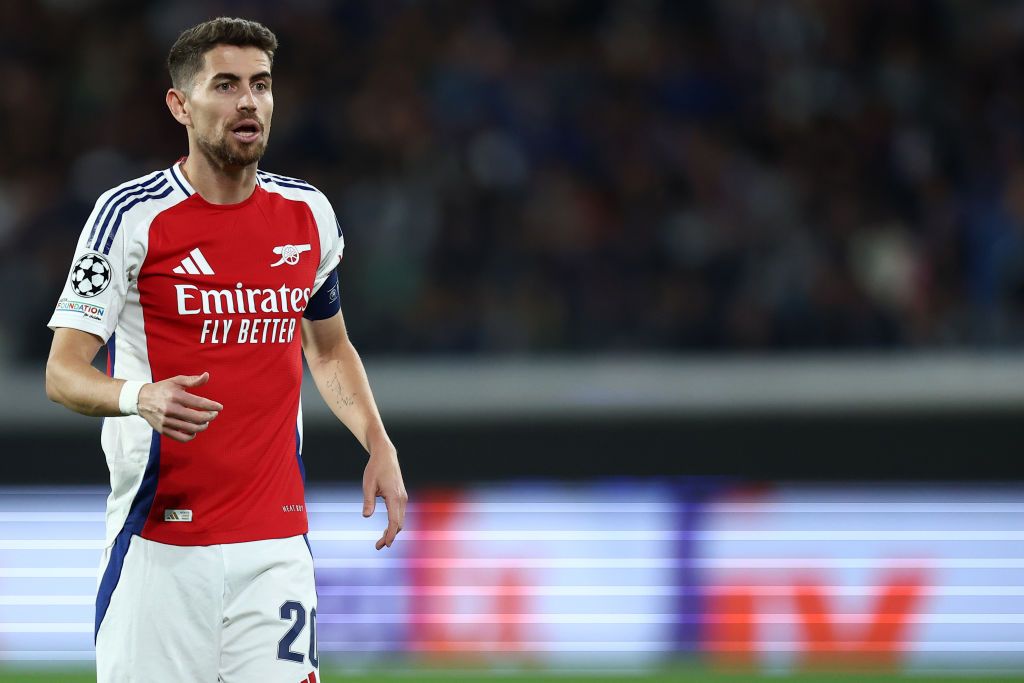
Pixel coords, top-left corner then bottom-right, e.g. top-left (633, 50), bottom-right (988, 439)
top-left (5, 0), bottom-right (1024, 359)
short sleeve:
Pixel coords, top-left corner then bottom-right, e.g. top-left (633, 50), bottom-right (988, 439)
top-left (47, 191), bottom-right (131, 342)
top-left (302, 192), bottom-right (344, 320)
top-left (312, 198), bottom-right (344, 296)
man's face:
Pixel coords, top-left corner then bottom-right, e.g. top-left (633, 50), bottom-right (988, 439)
top-left (185, 45), bottom-right (273, 168)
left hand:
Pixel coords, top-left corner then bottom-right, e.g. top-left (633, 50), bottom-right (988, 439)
top-left (362, 446), bottom-right (408, 550)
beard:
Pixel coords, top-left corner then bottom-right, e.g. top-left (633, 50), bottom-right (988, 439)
top-left (195, 126), bottom-right (268, 168)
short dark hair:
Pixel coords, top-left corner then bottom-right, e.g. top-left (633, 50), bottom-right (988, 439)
top-left (167, 17), bottom-right (278, 91)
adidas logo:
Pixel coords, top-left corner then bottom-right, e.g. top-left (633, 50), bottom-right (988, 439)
top-left (164, 509), bottom-right (193, 522)
top-left (173, 248), bottom-right (215, 275)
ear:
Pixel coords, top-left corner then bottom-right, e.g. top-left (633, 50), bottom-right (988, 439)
top-left (166, 88), bottom-right (192, 127)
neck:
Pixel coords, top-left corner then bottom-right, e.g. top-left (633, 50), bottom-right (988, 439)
top-left (180, 149), bottom-right (257, 205)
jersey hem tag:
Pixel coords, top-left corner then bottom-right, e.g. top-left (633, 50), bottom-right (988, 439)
top-left (164, 509), bottom-right (193, 522)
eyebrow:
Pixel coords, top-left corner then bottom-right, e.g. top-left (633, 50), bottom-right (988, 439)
top-left (211, 71), bottom-right (272, 82)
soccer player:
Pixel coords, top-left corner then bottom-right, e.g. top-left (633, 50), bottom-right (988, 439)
top-left (43, 17), bottom-right (407, 682)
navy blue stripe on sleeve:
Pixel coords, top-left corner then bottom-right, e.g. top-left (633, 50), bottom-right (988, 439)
top-left (91, 179), bottom-right (170, 251)
top-left (99, 184), bottom-right (174, 254)
top-left (259, 170), bottom-right (314, 187)
top-left (303, 270), bottom-right (340, 320)
top-left (257, 172), bottom-right (317, 192)
top-left (87, 172), bottom-right (163, 246)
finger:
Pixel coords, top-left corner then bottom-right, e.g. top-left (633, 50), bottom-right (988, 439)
top-left (388, 520), bottom-right (402, 547)
top-left (362, 486), bottom-right (376, 518)
top-left (391, 489), bottom-right (407, 532)
top-left (172, 372), bottom-right (210, 388)
top-left (179, 392), bottom-right (224, 412)
top-left (163, 427), bottom-right (196, 443)
top-left (166, 405), bottom-right (218, 425)
top-left (387, 492), bottom-right (405, 531)
top-left (163, 417), bottom-right (209, 435)
top-left (375, 521), bottom-right (399, 550)
top-left (383, 496), bottom-right (403, 548)
top-left (378, 522), bottom-right (400, 550)
top-left (399, 493), bottom-right (408, 527)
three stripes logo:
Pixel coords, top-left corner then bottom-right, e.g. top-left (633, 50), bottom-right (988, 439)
top-left (173, 248), bottom-right (215, 276)
top-left (163, 509), bottom-right (193, 522)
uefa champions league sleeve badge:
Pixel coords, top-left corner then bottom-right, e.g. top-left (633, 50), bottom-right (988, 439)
top-left (70, 252), bottom-right (112, 298)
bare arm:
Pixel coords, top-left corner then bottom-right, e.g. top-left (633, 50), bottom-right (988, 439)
top-left (45, 327), bottom-right (223, 443)
top-left (45, 328), bottom-right (122, 416)
top-left (302, 310), bottom-right (407, 550)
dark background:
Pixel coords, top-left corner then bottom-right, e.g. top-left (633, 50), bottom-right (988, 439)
top-left (6, 411), bottom-right (1024, 484)
top-left (4, 0), bottom-right (1024, 484)
top-left (10, 0), bottom-right (1024, 356)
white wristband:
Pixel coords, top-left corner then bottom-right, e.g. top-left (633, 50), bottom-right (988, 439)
top-left (118, 381), bottom-right (146, 416)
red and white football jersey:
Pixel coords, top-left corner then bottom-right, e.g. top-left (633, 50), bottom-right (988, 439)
top-left (48, 160), bottom-right (343, 547)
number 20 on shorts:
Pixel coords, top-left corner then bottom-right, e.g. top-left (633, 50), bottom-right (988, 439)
top-left (278, 600), bottom-right (318, 670)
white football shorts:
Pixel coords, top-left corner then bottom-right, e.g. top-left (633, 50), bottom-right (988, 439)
top-left (95, 534), bottom-right (319, 683)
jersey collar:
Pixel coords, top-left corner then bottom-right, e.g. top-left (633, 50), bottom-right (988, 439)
top-left (168, 159), bottom-right (195, 197)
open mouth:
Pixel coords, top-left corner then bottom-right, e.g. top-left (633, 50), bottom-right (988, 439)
top-left (231, 120), bottom-right (261, 143)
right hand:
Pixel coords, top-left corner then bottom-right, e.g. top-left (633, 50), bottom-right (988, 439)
top-left (137, 372), bottom-right (223, 443)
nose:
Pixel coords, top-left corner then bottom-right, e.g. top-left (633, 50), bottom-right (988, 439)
top-left (237, 88), bottom-right (256, 112)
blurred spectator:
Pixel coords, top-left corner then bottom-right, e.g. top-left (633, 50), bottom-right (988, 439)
top-left (7, 0), bottom-right (1024, 359)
